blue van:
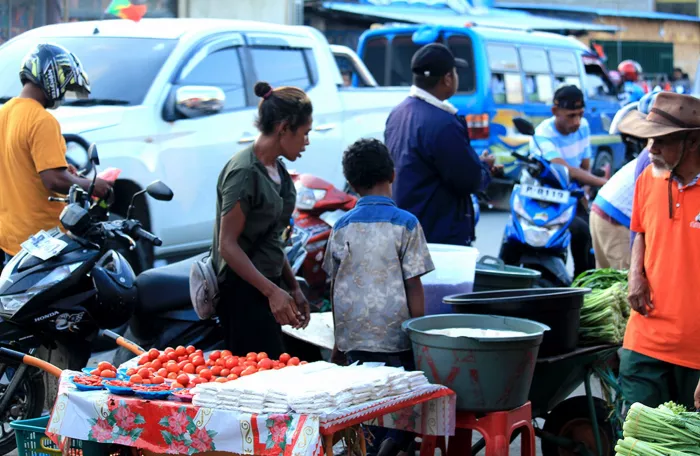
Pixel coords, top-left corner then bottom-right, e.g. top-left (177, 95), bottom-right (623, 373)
top-left (355, 24), bottom-right (625, 190)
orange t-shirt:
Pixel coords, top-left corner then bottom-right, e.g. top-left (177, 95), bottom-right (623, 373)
top-left (626, 165), bottom-right (700, 369)
top-left (0, 98), bottom-right (67, 256)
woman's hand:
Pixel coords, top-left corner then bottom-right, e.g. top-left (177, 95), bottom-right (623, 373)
top-left (291, 287), bottom-right (311, 329)
top-left (267, 286), bottom-right (301, 327)
top-left (628, 271), bottom-right (653, 317)
top-left (694, 379), bottom-right (700, 410)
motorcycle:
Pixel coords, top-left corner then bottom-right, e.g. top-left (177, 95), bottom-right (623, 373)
top-left (291, 173), bottom-right (482, 306)
top-left (498, 118), bottom-right (586, 287)
top-left (112, 223), bottom-right (309, 367)
top-left (0, 144), bottom-right (169, 454)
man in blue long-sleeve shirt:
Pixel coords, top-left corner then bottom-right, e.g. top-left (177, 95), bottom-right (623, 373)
top-left (384, 43), bottom-right (492, 246)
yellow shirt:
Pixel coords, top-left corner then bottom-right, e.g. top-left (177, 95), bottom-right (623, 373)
top-left (0, 98), bottom-right (67, 256)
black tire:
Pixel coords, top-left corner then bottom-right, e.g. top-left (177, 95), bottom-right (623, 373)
top-left (541, 396), bottom-right (616, 456)
top-left (593, 149), bottom-right (613, 175)
top-left (0, 365), bottom-right (45, 456)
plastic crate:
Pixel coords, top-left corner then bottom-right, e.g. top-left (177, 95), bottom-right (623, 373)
top-left (10, 416), bottom-right (107, 456)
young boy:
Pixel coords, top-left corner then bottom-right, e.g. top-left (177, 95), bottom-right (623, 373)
top-left (323, 138), bottom-right (434, 456)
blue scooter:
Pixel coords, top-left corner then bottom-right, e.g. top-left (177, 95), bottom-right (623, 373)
top-left (498, 118), bottom-right (585, 287)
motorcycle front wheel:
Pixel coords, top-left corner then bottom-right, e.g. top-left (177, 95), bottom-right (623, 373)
top-left (0, 364), bottom-right (45, 455)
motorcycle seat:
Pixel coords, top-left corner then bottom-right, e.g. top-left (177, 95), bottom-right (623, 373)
top-left (135, 253), bottom-right (205, 314)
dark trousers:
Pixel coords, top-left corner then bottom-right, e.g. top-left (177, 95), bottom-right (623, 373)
top-left (217, 274), bottom-right (286, 360)
top-left (620, 349), bottom-right (700, 411)
top-left (0, 251), bottom-right (10, 275)
top-left (569, 210), bottom-right (595, 279)
top-left (345, 350), bottom-right (416, 455)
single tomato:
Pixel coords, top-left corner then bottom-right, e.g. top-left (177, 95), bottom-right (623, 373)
top-left (211, 366), bottom-right (222, 376)
top-left (167, 351), bottom-right (178, 361)
top-left (100, 369), bottom-right (116, 378)
top-left (225, 357), bottom-right (237, 369)
top-left (244, 360), bottom-right (257, 368)
top-left (176, 374), bottom-right (190, 386)
top-left (215, 358), bottom-right (225, 367)
top-left (129, 374), bottom-right (143, 383)
top-left (221, 350), bottom-right (232, 358)
top-left (183, 363), bottom-right (196, 374)
top-left (209, 350), bottom-right (221, 361)
top-left (148, 348), bottom-right (160, 360)
top-left (175, 346), bottom-right (186, 356)
top-left (215, 377), bottom-right (228, 383)
top-left (258, 358), bottom-right (273, 370)
top-left (137, 368), bottom-right (150, 379)
top-left (287, 357), bottom-right (300, 366)
top-left (166, 363), bottom-right (179, 373)
top-left (278, 353), bottom-right (291, 364)
top-left (246, 352), bottom-right (257, 360)
top-left (256, 352), bottom-right (269, 361)
top-left (192, 356), bottom-right (205, 367)
top-left (196, 365), bottom-right (207, 374)
top-left (231, 366), bottom-right (245, 377)
top-left (241, 366), bottom-right (257, 376)
top-left (172, 382), bottom-right (185, 389)
top-left (199, 369), bottom-right (213, 380)
top-left (300, 361), bottom-right (308, 365)
top-left (164, 347), bottom-right (175, 354)
top-left (126, 368), bottom-right (137, 376)
top-left (152, 376), bottom-right (165, 384)
top-left (177, 356), bottom-right (188, 363)
top-left (151, 359), bottom-right (163, 370)
top-left (138, 356), bottom-right (149, 366)
top-left (158, 354), bottom-right (169, 364)
top-left (167, 372), bottom-right (178, 380)
top-left (220, 368), bottom-right (231, 377)
top-left (227, 373), bottom-right (239, 380)
top-left (186, 345), bottom-right (196, 354)
top-left (97, 361), bottom-right (115, 372)
top-left (157, 368), bottom-right (168, 378)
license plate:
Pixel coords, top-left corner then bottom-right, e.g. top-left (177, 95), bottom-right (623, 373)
top-left (519, 184), bottom-right (570, 204)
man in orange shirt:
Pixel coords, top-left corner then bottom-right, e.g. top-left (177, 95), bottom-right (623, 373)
top-left (0, 43), bottom-right (112, 265)
top-left (618, 91), bottom-right (700, 409)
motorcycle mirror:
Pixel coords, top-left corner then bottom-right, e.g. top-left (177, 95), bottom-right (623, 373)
top-left (146, 181), bottom-right (174, 202)
top-left (513, 117), bottom-right (535, 136)
top-left (87, 144), bottom-right (100, 166)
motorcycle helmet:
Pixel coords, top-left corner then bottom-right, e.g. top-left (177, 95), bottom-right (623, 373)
top-left (610, 90), bottom-right (660, 161)
top-left (618, 60), bottom-right (642, 83)
top-left (89, 251), bottom-right (137, 328)
top-left (19, 43), bottom-right (91, 110)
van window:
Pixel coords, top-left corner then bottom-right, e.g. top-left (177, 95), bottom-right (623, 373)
top-left (520, 47), bottom-right (553, 103)
top-left (391, 36), bottom-right (421, 86)
top-left (249, 47), bottom-right (312, 90)
top-left (179, 48), bottom-right (246, 110)
top-left (549, 49), bottom-right (581, 89)
top-left (363, 37), bottom-right (388, 85)
top-left (447, 35), bottom-right (476, 93)
top-left (487, 43), bottom-right (522, 104)
top-left (584, 63), bottom-right (616, 100)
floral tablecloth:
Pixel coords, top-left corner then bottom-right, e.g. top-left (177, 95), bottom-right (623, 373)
top-left (47, 371), bottom-right (456, 456)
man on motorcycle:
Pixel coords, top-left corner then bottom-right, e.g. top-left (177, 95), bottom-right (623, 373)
top-left (0, 43), bottom-right (112, 264)
top-left (619, 91), bottom-right (700, 409)
top-left (531, 85), bottom-right (608, 278)
top-left (618, 60), bottom-right (646, 105)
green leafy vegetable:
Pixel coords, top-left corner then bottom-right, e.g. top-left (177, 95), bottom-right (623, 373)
top-left (615, 402), bottom-right (700, 455)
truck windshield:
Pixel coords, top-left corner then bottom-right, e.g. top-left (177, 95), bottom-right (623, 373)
top-left (0, 36), bottom-right (177, 106)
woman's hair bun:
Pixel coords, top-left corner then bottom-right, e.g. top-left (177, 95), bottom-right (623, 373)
top-left (254, 81), bottom-right (272, 98)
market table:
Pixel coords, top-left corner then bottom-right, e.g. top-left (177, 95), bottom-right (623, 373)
top-left (46, 371), bottom-right (456, 456)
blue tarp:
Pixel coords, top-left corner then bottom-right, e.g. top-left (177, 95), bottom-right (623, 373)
top-left (321, 1), bottom-right (620, 33)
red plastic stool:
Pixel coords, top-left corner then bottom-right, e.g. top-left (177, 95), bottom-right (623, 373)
top-left (420, 402), bottom-right (535, 456)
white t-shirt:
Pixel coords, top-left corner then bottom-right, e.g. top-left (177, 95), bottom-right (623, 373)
top-left (592, 158), bottom-right (638, 228)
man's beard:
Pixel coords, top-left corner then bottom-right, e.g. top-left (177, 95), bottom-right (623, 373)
top-left (651, 156), bottom-right (671, 177)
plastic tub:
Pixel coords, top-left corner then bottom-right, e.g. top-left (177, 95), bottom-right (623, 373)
top-left (473, 256), bottom-right (541, 292)
top-left (403, 314), bottom-right (549, 412)
top-left (11, 415), bottom-right (108, 456)
top-left (423, 244), bottom-right (479, 315)
top-left (443, 288), bottom-right (590, 358)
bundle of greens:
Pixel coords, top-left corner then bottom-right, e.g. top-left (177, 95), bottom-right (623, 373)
top-left (615, 402), bottom-right (700, 455)
top-left (573, 269), bottom-right (630, 345)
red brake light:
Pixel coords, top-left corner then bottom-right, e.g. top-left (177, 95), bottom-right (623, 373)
top-left (465, 114), bottom-right (490, 140)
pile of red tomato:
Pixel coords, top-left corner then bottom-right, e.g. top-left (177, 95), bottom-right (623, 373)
top-left (127, 346), bottom-right (306, 389)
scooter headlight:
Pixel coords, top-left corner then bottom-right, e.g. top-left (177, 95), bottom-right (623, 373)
top-left (295, 185), bottom-right (327, 210)
top-left (0, 262), bottom-right (82, 317)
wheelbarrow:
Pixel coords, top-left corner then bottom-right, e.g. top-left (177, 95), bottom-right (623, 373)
top-left (468, 344), bottom-right (623, 456)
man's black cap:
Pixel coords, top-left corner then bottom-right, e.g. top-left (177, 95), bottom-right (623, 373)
top-left (411, 43), bottom-right (468, 78)
top-left (553, 85), bottom-right (585, 110)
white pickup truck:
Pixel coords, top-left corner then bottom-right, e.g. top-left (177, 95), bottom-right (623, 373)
top-left (0, 18), bottom-right (409, 268)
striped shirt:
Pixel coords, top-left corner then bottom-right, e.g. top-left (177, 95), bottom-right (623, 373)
top-left (530, 116), bottom-right (592, 168)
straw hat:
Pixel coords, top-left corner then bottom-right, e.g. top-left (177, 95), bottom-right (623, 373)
top-left (618, 92), bottom-right (700, 139)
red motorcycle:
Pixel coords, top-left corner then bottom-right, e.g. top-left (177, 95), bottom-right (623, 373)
top-left (291, 173), bottom-right (357, 307)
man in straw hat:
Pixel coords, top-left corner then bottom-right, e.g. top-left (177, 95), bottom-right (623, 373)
top-left (618, 91), bottom-right (700, 409)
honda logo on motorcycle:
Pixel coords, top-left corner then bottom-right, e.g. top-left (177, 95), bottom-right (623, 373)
top-left (34, 311), bottom-right (59, 322)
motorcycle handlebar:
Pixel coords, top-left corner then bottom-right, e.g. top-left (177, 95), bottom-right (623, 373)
top-left (133, 226), bottom-right (162, 246)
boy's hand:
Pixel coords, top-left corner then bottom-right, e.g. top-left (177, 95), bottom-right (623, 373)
top-left (695, 380), bottom-right (700, 410)
top-left (291, 288), bottom-right (311, 329)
